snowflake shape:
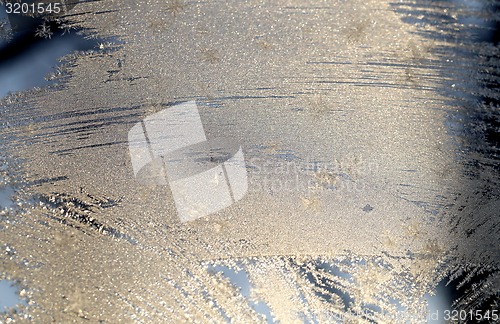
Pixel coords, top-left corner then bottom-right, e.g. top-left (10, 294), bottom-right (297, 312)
top-left (162, 0), bottom-right (187, 17)
top-left (35, 21), bottom-right (53, 39)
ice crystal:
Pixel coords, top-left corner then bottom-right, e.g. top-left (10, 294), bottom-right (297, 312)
top-left (0, 0), bottom-right (499, 322)
top-left (34, 21), bottom-right (53, 39)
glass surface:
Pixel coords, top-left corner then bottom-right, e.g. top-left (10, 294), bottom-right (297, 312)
top-left (1, 0), bottom-right (499, 322)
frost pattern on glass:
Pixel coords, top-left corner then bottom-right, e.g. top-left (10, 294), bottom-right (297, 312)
top-left (1, 0), bottom-right (499, 322)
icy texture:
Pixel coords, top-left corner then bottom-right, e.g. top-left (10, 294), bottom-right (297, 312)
top-left (1, 0), bottom-right (499, 322)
